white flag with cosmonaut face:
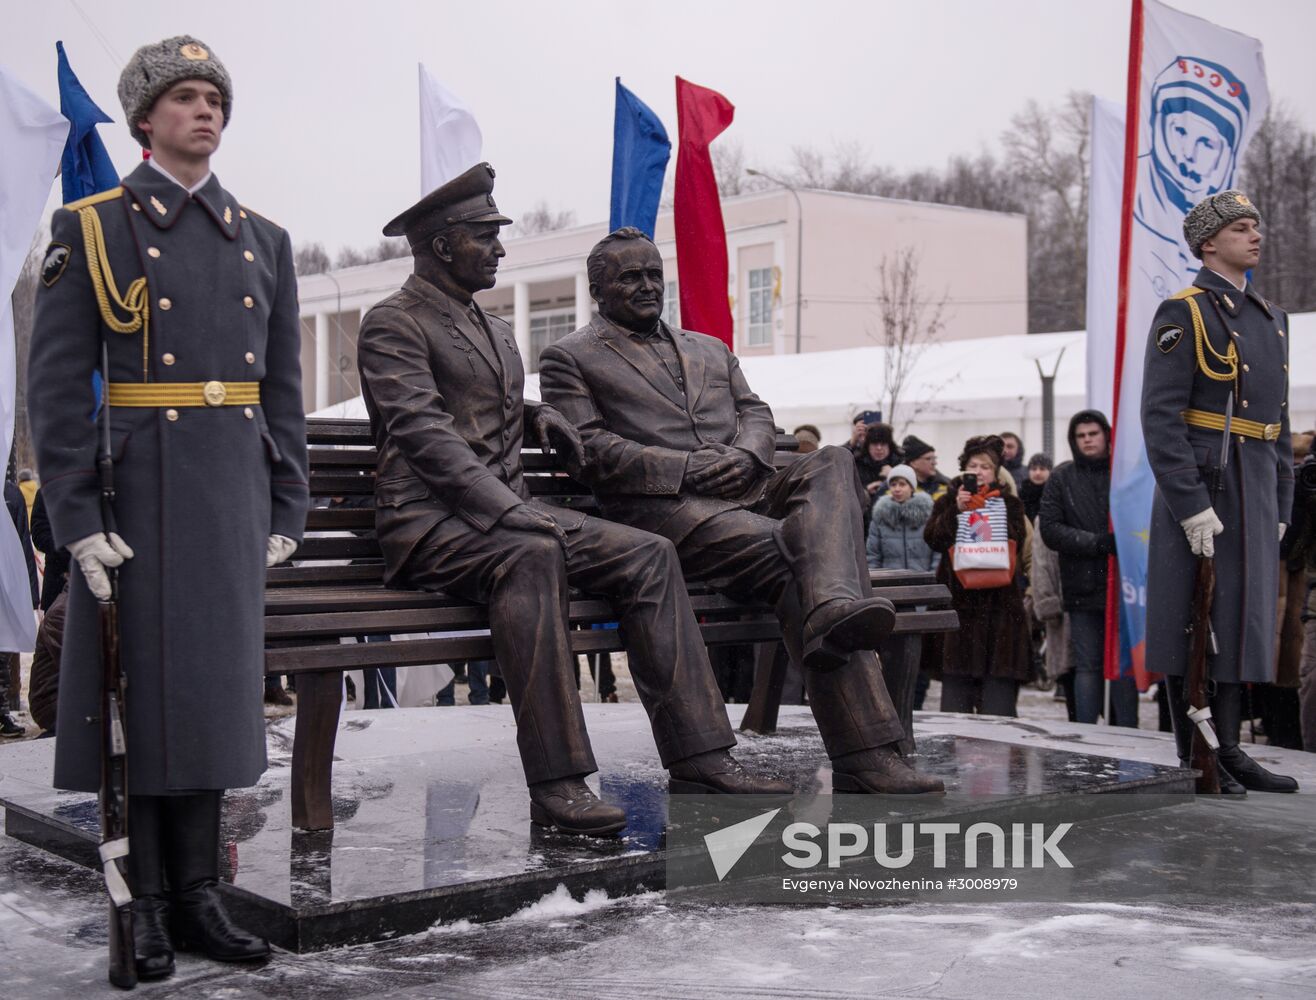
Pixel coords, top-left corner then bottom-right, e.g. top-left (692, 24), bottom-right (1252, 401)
top-left (418, 64), bottom-right (483, 196)
top-left (1108, 0), bottom-right (1268, 682)
top-left (0, 65), bottom-right (68, 653)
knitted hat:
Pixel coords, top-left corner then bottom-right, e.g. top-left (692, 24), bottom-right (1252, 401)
top-left (885, 464), bottom-right (917, 489)
top-left (118, 36), bottom-right (232, 149)
top-left (958, 434), bottom-right (1005, 471)
top-left (1027, 452), bottom-right (1053, 471)
top-left (901, 435), bottom-right (935, 462)
top-left (1183, 190), bottom-right (1261, 258)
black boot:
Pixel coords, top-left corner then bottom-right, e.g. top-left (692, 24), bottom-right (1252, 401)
top-left (127, 795), bottom-right (175, 980)
top-left (1163, 675), bottom-right (1245, 796)
top-left (1213, 683), bottom-right (1299, 793)
top-left (528, 777), bottom-right (627, 836)
top-left (831, 744), bottom-right (945, 795)
top-left (166, 792), bottom-right (270, 962)
top-left (668, 749), bottom-right (794, 797)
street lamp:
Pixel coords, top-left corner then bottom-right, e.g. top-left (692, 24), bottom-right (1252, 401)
top-left (746, 168), bottom-right (804, 354)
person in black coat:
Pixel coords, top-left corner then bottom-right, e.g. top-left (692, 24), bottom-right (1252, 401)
top-left (2, 477), bottom-right (38, 734)
top-left (28, 490), bottom-right (68, 613)
top-left (1038, 410), bottom-right (1137, 726)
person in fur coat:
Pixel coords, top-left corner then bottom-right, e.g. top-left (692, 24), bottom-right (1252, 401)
top-left (924, 435), bottom-right (1032, 716)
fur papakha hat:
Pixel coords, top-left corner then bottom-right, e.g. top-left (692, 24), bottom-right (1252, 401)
top-left (1183, 190), bottom-right (1261, 259)
top-left (958, 434), bottom-right (1005, 472)
top-left (118, 35), bottom-right (232, 149)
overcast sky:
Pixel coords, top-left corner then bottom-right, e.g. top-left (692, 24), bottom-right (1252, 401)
top-left (7, 0), bottom-right (1316, 255)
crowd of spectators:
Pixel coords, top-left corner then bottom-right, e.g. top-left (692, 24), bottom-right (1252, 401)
top-left (3, 414), bottom-right (1314, 758)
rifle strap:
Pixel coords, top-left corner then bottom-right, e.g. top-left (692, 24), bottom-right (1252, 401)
top-left (98, 837), bottom-right (132, 907)
top-left (1186, 705), bottom-right (1221, 749)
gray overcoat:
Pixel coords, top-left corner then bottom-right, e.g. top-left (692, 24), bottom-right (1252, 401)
top-left (1140, 267), bottom-right (1294, 682)
top-left (27, 162), bottom-right (308, 793)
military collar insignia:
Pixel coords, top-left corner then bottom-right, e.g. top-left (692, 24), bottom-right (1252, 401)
top-left (41, 242), bottom-right (71, 287)
top-left (122, 162), bottom-right (190, 230)
top-left (1155, 323), bottom-right (1183, 354)
top-left (192, 174), bottom-right (241, 240)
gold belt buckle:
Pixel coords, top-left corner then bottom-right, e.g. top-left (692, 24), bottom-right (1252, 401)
top-left (1264, 423), bottom-right (1280, 441)
top-left (202, 380), bottom-right (227, 406)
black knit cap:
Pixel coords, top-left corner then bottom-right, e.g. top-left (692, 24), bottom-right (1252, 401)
top-left (1027, 452), bottom-right (1053, 471)
top-left (901, 435), bottom-right (935, 462)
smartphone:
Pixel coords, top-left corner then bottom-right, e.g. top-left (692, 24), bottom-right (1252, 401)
top-left (961, 473), bottom-right (978, 493)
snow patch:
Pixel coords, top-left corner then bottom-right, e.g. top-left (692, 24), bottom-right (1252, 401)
top-left (506, 884), bottom-right (622, 921)
top-left (1179, 944), bottom-right (1316, 979)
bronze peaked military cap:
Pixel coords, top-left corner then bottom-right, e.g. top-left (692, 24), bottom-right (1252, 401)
top-left (383, 162), bottom-right (513, 242)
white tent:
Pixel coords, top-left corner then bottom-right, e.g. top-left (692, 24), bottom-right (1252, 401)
top-left (313, 316), bottom-right (1316, 464)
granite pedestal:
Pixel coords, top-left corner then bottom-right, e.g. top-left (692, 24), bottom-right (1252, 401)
top-left (0, 705), bottom-right (1196, 951)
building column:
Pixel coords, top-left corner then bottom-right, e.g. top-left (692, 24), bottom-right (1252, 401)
top-left (314, 311), bottom-right (330, 411)
top-left (574, 271), bottom-right (592, 329)
top-left (513, 281), bottom-right (531, 360)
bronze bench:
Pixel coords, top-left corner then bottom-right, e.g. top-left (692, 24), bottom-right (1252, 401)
top-left (268, 418), bottom-right (957, 830)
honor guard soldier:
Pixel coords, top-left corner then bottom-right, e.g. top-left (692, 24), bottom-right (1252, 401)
top-left (28, 37), bottom-right (308, 980)
top-left (1141, 190), bottom-right (1298, 795)
top-left (357, 165), bottom-right (792, 839)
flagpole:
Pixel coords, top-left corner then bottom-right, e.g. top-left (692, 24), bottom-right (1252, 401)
top-left (1102, 0), bottom-right (1145, 690)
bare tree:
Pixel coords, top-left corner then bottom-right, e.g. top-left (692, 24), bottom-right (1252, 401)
top-left (294, 242), bottom-right (331, 276)
top-left (1002, 91), bottom-right (1091, 333)
top-left (869, 246), bottom-right (950, 434)
top-left (1240, 104), bottom-right (1316, 311)
top-left (513, 202), bottom-right (577, 237)
top-left (334, 237), bottom-right (410, 270)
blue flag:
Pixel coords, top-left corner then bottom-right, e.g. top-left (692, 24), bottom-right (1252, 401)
top-left (57, 41), bottom-right (118, 203)
top-left (610, 79), bottom-right (670, 237)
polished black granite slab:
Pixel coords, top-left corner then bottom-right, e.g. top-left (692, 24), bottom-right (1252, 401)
top-left (0, 706), bottom-right (1194, 951)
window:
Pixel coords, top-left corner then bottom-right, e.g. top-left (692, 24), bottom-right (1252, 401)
top-left (664, 280), bottom-right (680, 328)
top-left (747, 267), bottom-right (774, 347)
top-left (529, 311), bottom-right (576, 372)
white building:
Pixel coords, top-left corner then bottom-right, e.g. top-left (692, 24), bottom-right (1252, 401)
top-left (295, 188), bottom-right (1028, 413)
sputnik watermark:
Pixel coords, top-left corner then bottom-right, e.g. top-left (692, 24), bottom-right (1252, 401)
top-left (782, 820), bottom-right (1073, 870)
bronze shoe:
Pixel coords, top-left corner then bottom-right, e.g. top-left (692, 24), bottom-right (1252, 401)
top-left (832, 745), bottom-right (945, 795)
top-left (669, 750), bottom-right (794, 797)
top-left (802, 597), bottom-right (897, 671)
top-left (529, 777), bottom-right (627, 837)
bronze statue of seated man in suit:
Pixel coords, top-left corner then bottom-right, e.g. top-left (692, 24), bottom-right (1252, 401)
top-left (356, 169), bottom-right (792, 837)
top-left (539, 227), bottom-right (943, 795)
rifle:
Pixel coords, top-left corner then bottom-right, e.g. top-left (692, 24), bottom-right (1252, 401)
top-left (1184, 393), bottom-right (1232, 794)
top-left (96, 343), bottom-right (136, 989)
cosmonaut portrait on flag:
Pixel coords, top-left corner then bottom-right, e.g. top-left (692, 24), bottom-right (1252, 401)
top-left (1133, 54), bottom-right (1258, 298)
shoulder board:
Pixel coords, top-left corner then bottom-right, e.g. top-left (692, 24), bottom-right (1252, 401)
top-left (1168, 286), bottom-right (1204, 300)
top-left (62, 186), bottom-right (123, 212)
top-left (239, 205), bottom-right (280, 227)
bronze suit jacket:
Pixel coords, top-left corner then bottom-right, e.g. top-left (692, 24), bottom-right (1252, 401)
top-left (358, 274), bottom-right (570, 582)
top-left (539, 314), bottom-right (777, 543)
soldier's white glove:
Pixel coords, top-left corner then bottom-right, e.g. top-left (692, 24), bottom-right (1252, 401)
top-left (67, 532), bottom-right (134, 601)
top-left (267, 534), bottom-right (298, 567)
top-left (1180, 508), bottom-right (1224, 558)
top-left (1279, 522), bottom-right (1288, 543)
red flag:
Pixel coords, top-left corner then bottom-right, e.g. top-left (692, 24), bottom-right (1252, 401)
top-left (674, 77), bottom-right (734, 349)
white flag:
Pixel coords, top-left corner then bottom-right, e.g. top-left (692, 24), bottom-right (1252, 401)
top-left (418, 64), bottom-right (482, 195)
top-left (0, 64), bottom-right (68, 652)
top-left (1084, 95), bottom-right (1125, 418)
top-left (1108, 0), bottom-right (1268, 679)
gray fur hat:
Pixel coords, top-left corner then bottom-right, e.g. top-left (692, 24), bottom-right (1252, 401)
top-left (1183, 190), bottom-right (1261, 259)
top-left (118, 36), bottom-right (232, 149)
